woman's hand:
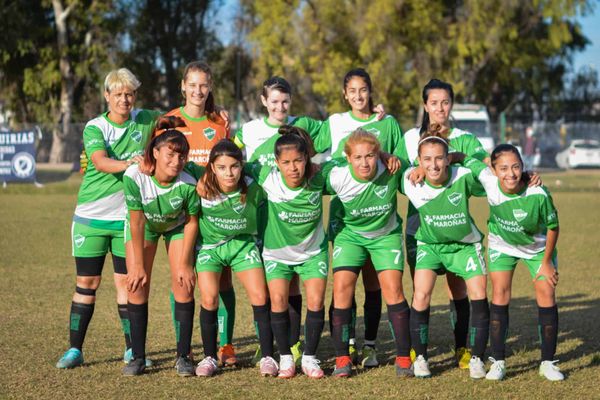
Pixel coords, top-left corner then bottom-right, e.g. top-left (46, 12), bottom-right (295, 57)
top-left (527, 171), bottom-right (542, 187)
top-left (380, 152), bottom-right (401, 174)
top-left (373, 104), bottom-right (386, 120)
top-left (136, 156), bottom-right (154, 175)
top-left (219, 109), bottom-right (230, 131)
top-left (176, 265), bottom-right (197, 294)
top-left (127, 265), bottom-right (148, 293)
top-left (196, 179), bottom-right (208, 198)
top-left (534, 261), bottom-right (558, 288)
top-left (409, 165), bottom-right (426, 185)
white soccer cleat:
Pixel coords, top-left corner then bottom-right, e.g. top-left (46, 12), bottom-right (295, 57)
top-left (412, 355), bottom-right (431, 378)
top-left (539, 360), bottom-right (564, 381)
top-left (485, 357), bottom-right (506, 381)
top-left (469, 356), bottom-right (486, 379)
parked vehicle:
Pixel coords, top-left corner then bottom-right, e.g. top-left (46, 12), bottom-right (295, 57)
top-left (555, 139), bottom-right (600, 169)
top-left (451, 104), bottom-right (495, 154)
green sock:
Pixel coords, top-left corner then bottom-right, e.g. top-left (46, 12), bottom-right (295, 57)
top-left (218, 288), bottom-right (236, 346)
top-left (170, 291), bottom-right (177, 341)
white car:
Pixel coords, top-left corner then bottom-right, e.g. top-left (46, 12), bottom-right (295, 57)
top-left (555, 139), bottom-right (600, 169)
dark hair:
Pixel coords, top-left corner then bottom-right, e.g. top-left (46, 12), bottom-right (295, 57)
top-left (262, 76), bottom-right (292, 98)
top-left (343, 68), bottom-right (374, 113)
top-left (419, 79), bottom-right (455, 134)
top-left (491, 143), bottom-right (530, 185)
top-left (275, 125), bottom-right (316, 180)
top-left (202, 139), bottom-right (247, 202)
top-left (181, 61), bottom-right (219, 123)
top-left (143, 116), bottom-right (189, 169)
top-left (417, 133), bottom-right (449, 156)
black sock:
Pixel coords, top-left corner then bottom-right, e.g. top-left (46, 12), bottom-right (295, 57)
top-left (349, 297), bottom-right (357, 341)
top-left (364, 289), bottom-right (382, 342)
top-left (200, 307), bottom-right (218, 358)
top-left (450, 297), bottom-right (470, 349)
top-left (490, 303), bottom-right (509, 360)
top-left (538, 305), bottom-right (558, 361)
top-left (128, 302), bottom-right (148, 360)
top-left (69, 302), bottom-right (95, 350)
top-left (117, 303), bottom-right (131, 349)
top-left (469, 299), bottom-right (490, 358)
top-left (288, 294), bottom-right (302, 345)
top-left (271, 310), bottom-right (291, 356)
top-left (175, 300), bottom-right (194, 357)
top-left (387, 301), bottom-right (410, 357)
top-left (252, 304), bottom-right (274, 358)
top-left (410, 307), bottom-right (430, 358)
top-left (331, 307), bottom-right (352, 357)
top-left (328, 297), bottom-right (334, 334)
top-left (304, 308), bottom-right (325, 356)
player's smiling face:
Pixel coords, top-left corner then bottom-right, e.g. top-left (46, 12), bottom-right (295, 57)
top-left (423, 88), bottom-right (452, 127)
top-left (344, 77), bottom-right (371, 115)
top-left (153, 144), bottom-right (186, 181)
top-left (347, 142), bottom-right (378, 181)
top-left (261, 89), bottom-right (291, 125)
top-left (418, 142), bottom-right (449, 185)
top-left (492, 151), bottom-right (524, 194)
top-left (276, 148), bottom-right (306, 188)
top-left (104, 86), bottom-right (136, 122)
top-left (212, 155), bottom-right (242, 193)
top-left (182, 70), bottom-right (211, 109)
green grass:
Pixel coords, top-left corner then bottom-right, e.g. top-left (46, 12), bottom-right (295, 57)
top-left (1, 170), bottom-right (599, 399)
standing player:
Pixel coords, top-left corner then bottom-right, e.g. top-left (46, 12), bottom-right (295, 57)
top-left (463, 145), bottom-right (562, 381)
top-left (192, 140), bottom-right (277, 377)
top-left (122, 119), bottom-right (199, 376)
top-left (56, 68), bottom-right (160, 369)
top-left (402, 134), bottom-right (490, 379)
top-left (315, 68), bottom-right (406, 367)
top-left (325, 129), bottom-right (411, 378)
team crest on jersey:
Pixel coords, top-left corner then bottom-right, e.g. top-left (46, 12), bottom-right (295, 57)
top-left (366, 127), bottom-right (381, 137)
top-left (416, 249), bottom-right (428, 263)
top-left (489, 249), bottom-right (501, 262)
top-left (333, 246), bottom-right (342, 259)
top-left (448, 192), bottom-right (463, 206)
top-left (197, 253), bottom-right (211, 264)
top-left (513, 209), bottom-right (528, 222)
top-left (308, 191), bottom-right (320, 206)
top-left (169, 196), bottom-right (183, 209)
top-left (374, 186), bottom-right (389, 199)
top-left (131, 130), bottom-right (142, 143)
top-left (233, 201), bottom-right (246, 214)
top-left (74, 234), bottom-right (85, 248)
top-left (203, 127), bottom-right (216, 140)
top-left (265, 261), bottom-right (278, 274)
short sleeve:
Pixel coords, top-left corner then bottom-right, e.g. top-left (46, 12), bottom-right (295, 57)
top-left (541, 189), bottom-right (559, 229)
top-left (83, 125), bottom-right (107, 156)
top-left (294, 116), bottom-right (323, 141)
top-left (185, 186), bottom-right (201, 216)
top-left (183, 162), bottom-right (205, 180)
top-left (320, 159), bottom-right (340, 195)
top-left (462, 135), bottom-right (489, 161)
top-left (313, 120), bottom-right (332, 154)
top-left (123, 172), bottom-right (143, 211)
top-left (234, 128), bottom-right (244, 149)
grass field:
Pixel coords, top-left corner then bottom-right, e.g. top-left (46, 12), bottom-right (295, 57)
top-left (1, 168), bottom-right (599, 399)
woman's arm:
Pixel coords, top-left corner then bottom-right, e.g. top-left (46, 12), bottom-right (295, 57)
top-left (535, 227), bottom-right (560, 287)
top-left (127, 210), bottom-right (148, 292)
top-left (91, 150), bottom-right (143, 174)
top-left (176, 215), bottom-right (199, 294)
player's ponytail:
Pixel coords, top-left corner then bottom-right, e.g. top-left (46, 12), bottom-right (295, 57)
top-left (202, 139), bottom-right (248, 202)
top-left (275, 125), bottom-right (316, 180)
top-left (181, 61), bottom-right (220, 123)
top-left (143, 116), bottom-right (189, 171)
top-left (343, 68), bottom-right (374, 112)
top-left (420, 79), bottom-right (454, 134)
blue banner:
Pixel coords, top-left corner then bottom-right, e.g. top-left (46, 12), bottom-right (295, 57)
top-left (0, 130), bottom-right (37, 182)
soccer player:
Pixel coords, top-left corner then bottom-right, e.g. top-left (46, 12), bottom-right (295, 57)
top-left (247, 126), bottom-right (329, 379)
top-left (315, 68), bottom-right (406, 367)
top-left (192, 139), bottom-right (277, 377)
top-left (56, 68), bottom-right (160, 369)
top-left (325, 129), bottom-right (411, 378)
top-left (463, 145), bottom-right (562, 381)
top-left (122, 118), bottom-right (200, 376)
top-left (402, 134), bottom-right (489, 379)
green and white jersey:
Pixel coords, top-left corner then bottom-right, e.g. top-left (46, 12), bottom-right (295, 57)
top-left (74, 109), bottom-right (160, 223)
top-left (250, 163), bottom-right (326, 264)
top-left (401, 165), bottom-right (483, 244)
top-left (198, 176), bottom-right (264, 249)
top-left (324, 159), bottom-right (402, 239)
top-left (465, 159), bottom-right (559, 259)
top-left (123, 165), bottom-right (200, 233)
top-left (234, 116), bottom-right (322, 167)
top-left (314, 111), bottom-right (406, 160)
top-left (403, 126), bottom-right (489, 236)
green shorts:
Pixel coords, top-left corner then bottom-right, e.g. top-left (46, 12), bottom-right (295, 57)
top-left (124, 219), bottom-right (185, 244)
top-left (488, 248), bottom-right (558, 280)
top-left (415, 242), bottom-right (486, 280)
top-left (196, 235), bottom-right (263, 273)
top-left (327, 196), bottom-right (345, 242)
top-left (264, 250), bottom-right (329, 282)
top-left (332, 227), bottom-right (404, 273)
top-left (71, 220), bottom-right (125, 258)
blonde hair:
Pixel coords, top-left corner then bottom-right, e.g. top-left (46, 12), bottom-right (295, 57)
top-left (104, 68), bottom-right (141, 93)
top-left (344, 128), bottom-right (381, 156)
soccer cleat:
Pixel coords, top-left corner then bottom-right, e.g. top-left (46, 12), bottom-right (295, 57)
top-left (218, 344), bottom-right (238, 367)
top-left (469, 356), bottom-right (487, 379)
top-left (485, 357), bottom-right (506, 381)
top-left (56, 348), bottom-right (84, 369)
top-left (332, 356), bottom-right (353, 378)
top-left (410, 348), bottom-right (416, 363)
top-left (455, 347), bottom-right (471, 370)
top-left (349, 344), bottom-right (359, 365)
top-left (539, 360), bottom-right (564, 381)
top-left (412, 355), bottom-right (431, 378)
top-left (395, 356), bottom-right (414, 377)
top-left (122, 357), bottom-right (146, 376)
top-left (290, 341), bottom-right (303, 367)
top-left (278, 354), bottom-right (296, 378)
top-left (360, 345), bottom-right (380, 368)
top-left (301, 356), bottom-right (324, 379)
top-left (259, 356), bottom-right (279, 377)
top-left (175, 355), bottom-right (195, 377)
top-left (195, 356), bottom-right (218, 377)
top-left (123, 348), bottom-right (153, 367)
top-left (252, 346), bottom-right (262, 367)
